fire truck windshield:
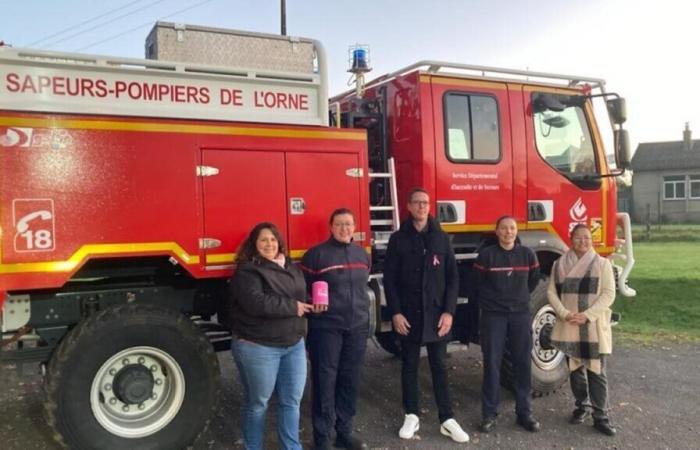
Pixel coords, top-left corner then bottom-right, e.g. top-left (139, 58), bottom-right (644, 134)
top-left (533, 97), bottom-right (600, 188)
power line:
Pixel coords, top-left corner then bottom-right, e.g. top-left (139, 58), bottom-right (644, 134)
top-left (40, 0), bottom-right (169, 49)
top-left (27, 0), bottom-right (143, 47)
top-left (75, 0), bottom-right (214, 52)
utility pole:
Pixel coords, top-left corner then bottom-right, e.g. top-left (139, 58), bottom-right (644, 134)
top-left (281, 0), bottom-right (287, 35)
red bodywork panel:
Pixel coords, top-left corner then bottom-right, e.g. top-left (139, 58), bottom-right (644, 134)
top-left (354, 72), bottom-right (618, 255)
top-left (0, 112), bottom-right (368, 291)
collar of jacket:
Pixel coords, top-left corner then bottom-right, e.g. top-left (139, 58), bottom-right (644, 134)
top-left (251, 255), bottom-right (291, 271)
top-left (327, 236), bottom-right (352, 248)
top-left (399, 215), bottom-right (442, 234)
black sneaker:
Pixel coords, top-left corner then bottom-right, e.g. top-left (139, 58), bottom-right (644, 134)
top-left (594, 419), bottom-right (617, 436)
top-left (516, 415), bottom-right (541, 432)
top-left (570, 408), bottom-right (590, 424)
top-left (334, 434), bottom-right (368, 450)
top-left (479, 416), bottom-right (497, 433)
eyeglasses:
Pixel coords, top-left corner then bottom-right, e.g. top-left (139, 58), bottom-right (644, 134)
top-left (332, 222), bottom-right (355, 228)
top-left (410, 200), bottom-right (430, 207)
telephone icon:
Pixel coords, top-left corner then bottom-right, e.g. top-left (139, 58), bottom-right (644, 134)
top-left (16, 210), bottom-right (53, 233)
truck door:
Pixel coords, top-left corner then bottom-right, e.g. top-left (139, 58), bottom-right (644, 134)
top-left (200, 149), bottom-right (287, 268)
top-left (285, 152), bottom-right (364, 255)
top-left (430, 79), bottom-right (513, 227)
top-left (524, 89), bottom-right (610, 250)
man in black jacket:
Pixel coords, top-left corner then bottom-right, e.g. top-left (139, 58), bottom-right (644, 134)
top-left (384, 188), bottom-right (469, 443)
top-left (474, 215), bottom-right (541, 433)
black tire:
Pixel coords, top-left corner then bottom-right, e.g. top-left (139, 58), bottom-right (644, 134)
top-left (501, 277), bottom-right (569, 397)
top-left (44, 303), bottom-right (220, 450)
top-left (375, 331), bottom-right (402, 357)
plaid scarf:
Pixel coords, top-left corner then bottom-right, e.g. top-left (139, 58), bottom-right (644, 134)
top-left (551, 248), bottom-right (604, 374)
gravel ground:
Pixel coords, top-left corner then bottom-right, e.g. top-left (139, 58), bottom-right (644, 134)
top-left (1, 342), bottom-right (699, 449)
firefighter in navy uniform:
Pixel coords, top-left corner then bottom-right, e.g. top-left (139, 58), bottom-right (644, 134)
top-left (301, 208), bottom-right (371, 450)
top-left (474, 215), bottom-right (542, 433)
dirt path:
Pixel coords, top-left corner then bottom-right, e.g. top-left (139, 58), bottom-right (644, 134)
top-left (2, 342), bottom-right (699, 449)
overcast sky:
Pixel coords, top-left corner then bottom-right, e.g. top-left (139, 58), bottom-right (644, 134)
top-left (2, 0), bottom-right (699, 150)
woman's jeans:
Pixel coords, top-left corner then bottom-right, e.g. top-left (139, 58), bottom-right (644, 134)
top-left (232, 338), bottom-right (307, 450)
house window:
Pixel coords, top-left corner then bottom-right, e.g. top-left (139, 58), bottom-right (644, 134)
top-left (690, 175), bottom-right (700, 199)
top-left (444, 93), bottom-right (500, 162)
top-left (663, 175), bottom-right (686, 200)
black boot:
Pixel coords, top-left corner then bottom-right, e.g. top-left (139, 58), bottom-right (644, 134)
top-left (594, 419), bottom-right (617, 436)
top-left (569, 408), bottom-right (590, 424)
top-left (516, 414), bottom-right (541, 432)
top-left (479, 416), bottom-right (497, 433)
top-left (334, 434), bottom-right (368, 450)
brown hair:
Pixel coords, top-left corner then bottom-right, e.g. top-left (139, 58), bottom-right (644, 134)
top-left (569, 223), bottom-right (590, 239)
top-left (235, 222), bottom-right (287, 264)
top-left (495, 215), bottom-right (517, 228)
top-left (407, 187), bottom-right (429, 203)
top-left (329, 208), bottom-right (355, 225)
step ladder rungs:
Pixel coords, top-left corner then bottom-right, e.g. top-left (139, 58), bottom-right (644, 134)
top-left (370, 206), bottom-right (394, 211)
top-left (369, 172), bottom-right (391, 178)
top-left (371, 219), bottom-right (395, 226)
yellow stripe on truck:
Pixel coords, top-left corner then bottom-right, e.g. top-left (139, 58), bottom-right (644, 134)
top-left (0, 242), bottom-right (199, 274)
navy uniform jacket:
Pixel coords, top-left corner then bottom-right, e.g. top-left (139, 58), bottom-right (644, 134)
top-left (474, 243), bottom-right (540, 313)
top-left (300, 237), bottom-right (371, 331)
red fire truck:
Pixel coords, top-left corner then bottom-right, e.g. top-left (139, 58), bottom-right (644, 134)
top-left (0, 23), bottom-right (634, 449)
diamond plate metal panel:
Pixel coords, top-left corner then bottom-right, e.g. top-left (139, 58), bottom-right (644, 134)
top-left (146, 22), bottom-right (315, 73)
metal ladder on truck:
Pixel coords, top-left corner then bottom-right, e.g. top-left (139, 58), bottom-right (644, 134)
top-left (367, 157), bottom-right (399, 337)
top-left (368, 157), bottom-right (400, 249)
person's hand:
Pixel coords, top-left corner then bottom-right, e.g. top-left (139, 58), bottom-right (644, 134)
top-left (572, 312), bottom-right (588, 325)
top-left (392, 314), bottom-right (411, 336)
top-left (312, 303), bottom-right (328, 313)
top-left (566, 312), bottom-right (587, 325)
top-left (296, 301), bottom-right (314, 317)
top-left (437, 312), bottom-right (453, 337)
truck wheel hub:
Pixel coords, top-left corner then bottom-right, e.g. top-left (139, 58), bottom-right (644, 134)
top-left (531, 305), bottom-right (565, 371)
top-left (113, 365), bottom-right (154, 404)
top-left (90, 346), bottom-right (185, 438)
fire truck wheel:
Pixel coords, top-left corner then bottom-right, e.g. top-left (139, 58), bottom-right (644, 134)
top-left (501, 277), bottom-right (569, 397)
top-left (376, 331), bottom-right (402, 356)
top-left (44, 303), bottom-right (220, 450)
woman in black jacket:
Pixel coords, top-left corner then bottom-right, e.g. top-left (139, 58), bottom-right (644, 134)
top-left (229, 222), bottom-right (313, 450)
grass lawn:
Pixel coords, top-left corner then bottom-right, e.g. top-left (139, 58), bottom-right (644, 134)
top-left (614, 241), bottom-right (700, 343)
top-left (631, 223), bottom-right (700, 242)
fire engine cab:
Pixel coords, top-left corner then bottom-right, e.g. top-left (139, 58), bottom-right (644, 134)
top-left (0, 23), bottom-right (634, 450)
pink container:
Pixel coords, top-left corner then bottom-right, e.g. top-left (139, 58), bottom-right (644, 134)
top-left (311, 281), bottom-right (329, 305)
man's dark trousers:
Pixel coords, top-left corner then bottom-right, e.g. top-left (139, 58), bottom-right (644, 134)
top-left (400, 339), bottom-right (454, 423)
top-left (308, 327), bottom-right (368, 443)
top-left (480, 310), bottom-right (532, 419)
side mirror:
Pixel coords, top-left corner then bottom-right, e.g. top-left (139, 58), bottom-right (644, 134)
top-left (607, 97), bottom-right (627, 125)
top-left (614, 129), bottom-right (631, 170)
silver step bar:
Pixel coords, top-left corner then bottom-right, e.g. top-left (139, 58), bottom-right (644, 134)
top-left (611, 212), bottom-right (636, 297)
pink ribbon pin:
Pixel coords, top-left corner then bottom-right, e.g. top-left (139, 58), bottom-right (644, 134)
top-left (433, 255), bottom-right (440, 266)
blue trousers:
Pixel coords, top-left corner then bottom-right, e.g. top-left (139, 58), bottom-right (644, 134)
top-left (307, 327), bottom-right (367, 445)
top-left (480, 311), bottom-right (532, 419)
top-left (232, 338), bottom-right (307, 450)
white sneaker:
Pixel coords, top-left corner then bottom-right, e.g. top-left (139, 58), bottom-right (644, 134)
top-left (440, 418), bottom-right (470, 443)
top-left (399, 414), bottom-right (420, 439)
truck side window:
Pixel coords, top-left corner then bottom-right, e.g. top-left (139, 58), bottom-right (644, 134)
top-left (532, 93), bottom-right (600, 185)
top-left (444, 93), bottom-right (500, 162)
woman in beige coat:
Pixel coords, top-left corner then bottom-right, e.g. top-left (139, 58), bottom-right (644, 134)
top-left (547, 224), bottom-right (617, 436)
